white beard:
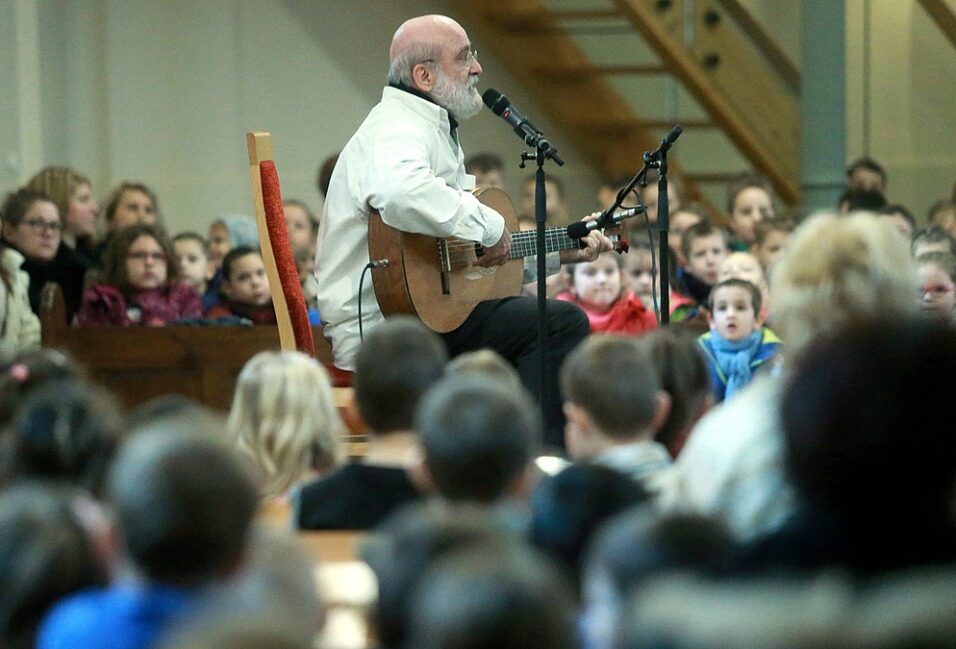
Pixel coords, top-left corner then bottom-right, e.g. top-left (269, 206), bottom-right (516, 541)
top-left (432, 72), bottom-right (482, 120)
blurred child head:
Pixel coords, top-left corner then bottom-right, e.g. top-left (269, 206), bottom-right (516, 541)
top-left (912, 225), bottom-right (956, 258)
top-left (707, 278), bottom-right (762, 342)
top-left (622, 240), bottom-right (655, 309)
top-left (102, 223), bottom-right (179, 294)
top-left (727, 175), bottom-right (776, 245)
top-left (0, 349), bottom-right (82, 429)
top-left (208, 214), bottom-right (259, 270)
top-left (282, 200), bottom-right (314, 256)
top-left (465, 153), bottom-right (505, 189)
top-left (668, 205), bottom-right (705, 265)
top-left (928, 201), bottom-right (956, 239)
top-left (838, 187), bottom-right (887, 214)
top-left (846, 156), bottom-right (887, 194)
top-left (633, 328), bottom-right (711, 457)
top-left (877, 204), bottom-right (916, 239)
top-left (717, 252), bottom-right (767, 292)
top-left (752, 217), bottom-right (794, 272)
top-left (560, 336), bottom-right (668, 460)
top-left (915, 252), bottom-right (956, 321)
top-left (104, 182), bottom-right (160, 233)
top-left (681, 221), bottom-right (728, 286)
top-left (221, 247), bottom-right (271, 308)
top-left (568, 253), bottom-right (624, 314)
top-left (445, 349), bottom-right (523, 394)
top-left (415, 375), bottom-right (540, 504)
top-left (521, 175), bottom-right (567, 221)
top-left (172, 232), bottom-right (213, 295)
top-left (640, 172), bottom-right (685, 223)
top-left (229, 351), bottom-right (344, 498)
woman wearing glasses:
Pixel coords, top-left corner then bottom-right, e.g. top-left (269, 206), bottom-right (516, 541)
top-left (75, 223), bottom-right (200, 327)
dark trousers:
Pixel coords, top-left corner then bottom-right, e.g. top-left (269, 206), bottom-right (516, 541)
top-left (440, 296), bottom-right (589, 450)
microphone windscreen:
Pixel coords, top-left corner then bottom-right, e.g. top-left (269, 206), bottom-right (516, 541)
top-left (481, 88), bottom-right (508, 114)
top-left (566, 221), bottom-right (591, 239)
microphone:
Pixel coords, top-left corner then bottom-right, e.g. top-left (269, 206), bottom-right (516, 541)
top-left (566, 206), bottom-right (647, 239)
top-left (647, 125), bottom-right (683, 159)
top-left (482, 89), bottom-right (564, 165)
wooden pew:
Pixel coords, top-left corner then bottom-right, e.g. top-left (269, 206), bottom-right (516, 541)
top-left (39, 283), bottom-right (340, 413)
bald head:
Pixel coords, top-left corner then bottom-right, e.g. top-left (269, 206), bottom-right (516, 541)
top-left (389, 15), bottom-right (464, 63)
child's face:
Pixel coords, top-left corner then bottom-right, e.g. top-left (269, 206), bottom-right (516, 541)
top-left (208, 222), bottom-right (230, 269)
top-left (668, 211), bottom-right (701, 264)
top-left (173, 239), bottom-right (211, 293)
top-left (753, 228), bottom-right (789, 271)
top-left (66, 183), bottom-right (99, 239)
top-left (623, 249), bottom-right (654, 303)
top-left (730, 187), bottom-right (773, 244)
top-left (687, 234), bottom-right (728, 285)
top-left (284, 204), bottom-right (314, 255)
top-left (710, 285), bottom-right (758, 342)
top-left (224, 253), bottom-right (271, 307)
top-left (917, 262), bottom-right (956, 319)
top-left (125, 234), bottom-right (168, 292)
top-left (718, 252), bottom-right (766, 290)
top-left (111, 189), bottom-right (157, 231)
top-left (573, 254), bottom-right (622, 313)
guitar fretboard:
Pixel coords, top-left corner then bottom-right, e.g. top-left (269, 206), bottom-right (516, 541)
top-left (508, 228), bottom-right (579, 260)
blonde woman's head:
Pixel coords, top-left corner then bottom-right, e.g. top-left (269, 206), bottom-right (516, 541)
top-left (770, 212), bottom-right (916, 356)
top-left (228, 351), bottom-right (344, 498)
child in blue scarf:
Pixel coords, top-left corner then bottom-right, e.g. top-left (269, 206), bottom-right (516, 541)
top-left (698, 278), bottom-right (780, 402)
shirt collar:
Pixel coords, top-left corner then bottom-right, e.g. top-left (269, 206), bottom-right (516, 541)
top-left (388, 81), bottom-right (459, 132)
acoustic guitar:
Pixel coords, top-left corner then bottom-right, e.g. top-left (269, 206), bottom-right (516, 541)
top-left (367, 187), bottom-right (626, 333)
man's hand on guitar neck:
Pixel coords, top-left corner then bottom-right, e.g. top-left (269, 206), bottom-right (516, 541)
top-left (476, 229), bottom-right (513, 267)
top-left (559, 213), bottom-right (614, 264)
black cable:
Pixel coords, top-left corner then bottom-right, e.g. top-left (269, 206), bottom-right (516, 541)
top-left (358, 261), bottom-right (376, 342)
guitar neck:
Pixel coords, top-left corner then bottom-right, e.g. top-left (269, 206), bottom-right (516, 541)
top-left (508, 227), bottom-right (579, 260)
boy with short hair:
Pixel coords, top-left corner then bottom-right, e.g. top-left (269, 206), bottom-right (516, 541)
top-left (559, 336), bottom-right (672, 486)
top-left (751, 217), bottom-right (794, 273)
top-left (674, 221), bottom-right (729, 322)
top-left (697, 278), bottom-right (781, 402)
top-left (38, 425), bottom-right (259, 649)
top-left (204, 247), bottom-right (276, 323)
top-left (171, 232), bottom-right (217, 312)
top-left (295, 316), bottom-right (447, 530)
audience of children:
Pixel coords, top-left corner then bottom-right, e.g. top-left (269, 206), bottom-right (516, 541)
top-left (915, 252), bottom-right (956, 322)
top-left (845, 155), bottom-right (887, 194)
top-left (676, 220), bottom-right (729, 315)
top-left (228, 351), bottom-right (344, 500)
top-left (622, 239), bottom-right (657, 312)
top-left (667, 204), bottom-right (705, 266)
top-left (207, 214), bottom-right (259, 273)
top-left (75, 223), bottom-right (201, 327)
top-left (912, 224), bottom-right (956, 258)
top-left (697, 278), bottom-right (781, 403)
top-left (725, 174), bottom-right (777, 250)
top-left (203, 246), bottom-right (275, 324)
top-left (464, 152), bottom-right (506, 189)
top-left (716, 252), bottom-right (771, 323)
top-left (170, 232), bottom-right (218, 311)
top-left (294, 317), bottom-right (445, 530)
top-left (750, 216), bottom-right (794, 273)
top-left (556, 252), bottom-right (657, 335)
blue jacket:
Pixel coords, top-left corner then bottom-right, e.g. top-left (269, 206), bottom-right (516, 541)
top-left (698, 327), bottom-right (781, 402)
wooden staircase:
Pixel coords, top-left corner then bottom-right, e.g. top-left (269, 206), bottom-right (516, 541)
top-left (448, 0), bottom-right (802, 210)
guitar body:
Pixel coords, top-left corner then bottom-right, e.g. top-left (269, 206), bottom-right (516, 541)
top-left (368, 188), bottom-right (524, 333)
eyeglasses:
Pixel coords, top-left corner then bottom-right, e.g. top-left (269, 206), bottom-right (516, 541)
top-left (422, 49), bottom-right (478, 67)
top-left (919, 284), bottom-right (955, 298)
top-left (128, 251), bottom-right (167, 263)
top-left (22, 219), bottom-right (62, 233)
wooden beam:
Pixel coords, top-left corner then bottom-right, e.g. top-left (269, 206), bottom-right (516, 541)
top-left (611, 0), bottom-right (799, 204)
top-left (917, 0), bottom-right (956, 50)
top-left (535, 64), bottom-right (669, 79)
top-left (715, 0), bottom-right (801, 92)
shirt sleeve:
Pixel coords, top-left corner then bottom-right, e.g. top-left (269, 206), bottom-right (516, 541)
top-left (363, 122), bottom-right (505, 248)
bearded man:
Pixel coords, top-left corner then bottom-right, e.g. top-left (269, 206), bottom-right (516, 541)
top-left (315, 15), bottom-right (608, 447)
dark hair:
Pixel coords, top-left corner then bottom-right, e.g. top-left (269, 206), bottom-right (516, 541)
top-left (911, 225), bottom-right (956, 256)
top-left (753, 216), bottom-right (796, 246)
top-left (220, 246), bottom-right (260, 283)
top-left (416, 375), bottom-right (539, 503)
top-left (726, 173), bottom-right (778, 215)
top-left (362, 503), bottom-right (511, 649)
top-left (838, 187), bottom-right (888, 213)
top-left (1, 188), bottom-right (57, 228)
top-left (878, 204), bottom-right (916, 232)
top-left (315, 153), bottom-right (339, 198)
top-left (707, 278), bottom-right (762, 316)
top-left (108, 426), bottom-right (258, 584)
top-left (681, 220), bottom-right (727, 261)
top-left (104, 182), bottom-right (161, 226)
top-left (0, 484), bottom-right (106, 648)
top-left (0, 349), bottom-right (82, 430)
top-left (408, 545), bottom-right (577, 649)
top-left (781, 319), bottom-right (956, 568)
top-left (172, 231), bottom-right (211, 258)
top-left (846, 156), bottom-right (887, 186)
top-left (560, 336), bottom-right (661, 440)
top-left (3, 379), bottom-right (126, 497)
top-left (531, 463), bottom-right (649, 586)
top-left (353, 317), bottom-right (447, 433)
top-left (633, 328), bottom-right (710, 456)
top-left (465, 153), bottom-right (504, 174)
top-left (101, 223), bottom-right (179, 293)
top-left (915, 251), bottom-right (956, 284)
